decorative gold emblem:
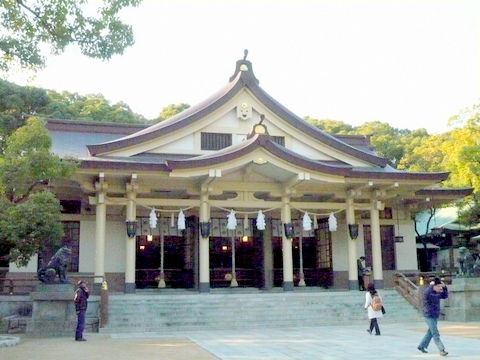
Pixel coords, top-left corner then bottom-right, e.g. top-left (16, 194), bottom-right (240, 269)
top-left (254, 124), bottom-right (266, 134)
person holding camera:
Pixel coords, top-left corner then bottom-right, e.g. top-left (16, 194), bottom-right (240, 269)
top-left (357, 256), bottom-right (366, 291)
top-left (417, 277), bottom-right (449, 356)
top-left (74, 280), bottom-right (89, 341)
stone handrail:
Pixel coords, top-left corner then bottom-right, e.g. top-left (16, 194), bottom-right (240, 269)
top-left (394, 272), bottom-right (421, 311)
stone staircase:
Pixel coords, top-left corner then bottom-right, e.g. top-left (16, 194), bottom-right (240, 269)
top-left (99, 288), bottom-right (422, 334)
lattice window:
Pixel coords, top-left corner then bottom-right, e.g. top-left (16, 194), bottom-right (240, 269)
top-left (201, 132), bottom-right (232, 150)
top-left (316, 218), bottom-right (332, 269)
top-left (271, 136), bottom-right (285, 146)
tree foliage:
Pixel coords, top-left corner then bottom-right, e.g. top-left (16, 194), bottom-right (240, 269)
top-left (303, 117), bottom-right (354, 134)
top-left (304, 117), bottom-right (426, 167)
top-left (0, 78), bottom-right (50, 151)
top-left (152, 103), bottom-right (191, 123)
top-left (0, 79), bottom-right (147, 142)
top-left (0, 0), bottom-right (142, 72)
top-left (43, 90), bottom-right (147, 123)
top-left (0, 117), bottom-right (78, 266)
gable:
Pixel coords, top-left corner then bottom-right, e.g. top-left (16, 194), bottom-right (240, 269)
top-left (94, 87), bottom-right (376, 168)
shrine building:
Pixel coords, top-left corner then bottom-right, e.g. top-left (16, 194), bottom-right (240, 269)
top-left (9, 54), bottom-right (471, 293)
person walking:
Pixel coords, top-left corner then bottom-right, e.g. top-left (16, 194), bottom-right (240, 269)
top-left (364, 283), bottom-right (383, 335)
top-left (417, 277), bottom-right (449, 356)
top-left (74, 280), bottom-right (89, 341)
top-left (357, 256), bottom-right (366, 291)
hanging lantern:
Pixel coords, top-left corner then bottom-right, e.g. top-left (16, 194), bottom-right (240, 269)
top-left (303, 212), bottom-right (312, 231)
top-left (227, 210), bottom-right (237, 231)
top-left (283, 222), bottom-right (295, 239)
top-left (177, 210), bottom-right (186, 230)
top-left (256, 210), bottom-right (266, 230)
top-left (149, 208), bottom-right (157, 229)
top-left (348, 223), bottom-right (360, 240)
top-left (328, 212), bottom-right (337, 232)
top-left (199, 222), bottom-right (211, 238)
top-left (126, 220), bottom-right (137, 238)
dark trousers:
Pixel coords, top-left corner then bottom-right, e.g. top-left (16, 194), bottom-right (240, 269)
top-left (369, 318), bottom-right (380, 335)
top-left (76, 310), bottom-right (86, 339)
top-left (358, 275), bottom-right (365, 290)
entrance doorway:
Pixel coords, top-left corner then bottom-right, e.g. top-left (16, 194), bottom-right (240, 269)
top-left (363, 225), bottom-right (396, 271)
top-left (274, 218), bottom-right (333, 287)
top-left (135, 234), bottom-right (194, 289)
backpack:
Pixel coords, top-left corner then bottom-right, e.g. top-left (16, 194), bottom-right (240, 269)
top-left (371, 293), bottom-right (382, 311)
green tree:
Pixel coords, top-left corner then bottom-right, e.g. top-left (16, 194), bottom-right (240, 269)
top-left (0, 78), bottom-right (50, 151)
top-left (354, 121), bottom-right (418, 166)
top-left (0, 117), bottom-right (78, 266)
top-left (153, 103), bottom-right (190, 123)
top-left (0, 80), bottom-right (148, 149)
top-left (397, 133), bottom-right (448, 172)
top-left (304, 117), bottom-right (427, 168)
top-left (303, 117), bottom-right (354, 134)
top-left (45, 92), bottom-right (146, 123)
top-left (0, 0), bottom-right (142, 72)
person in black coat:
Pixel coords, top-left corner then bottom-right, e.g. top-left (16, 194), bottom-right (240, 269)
top-left (417, 277), bottom-right (449, 356)
top-left (74, 280), bottom-right (89, 341)
top-left (357, 256), bottom-right (366, 291)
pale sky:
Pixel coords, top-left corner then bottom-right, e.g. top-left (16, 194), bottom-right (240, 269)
top-left (6, 0), bottom-right (480, 134)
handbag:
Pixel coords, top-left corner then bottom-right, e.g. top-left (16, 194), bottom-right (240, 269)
top-left (381, 305), bottom-right (386, 314)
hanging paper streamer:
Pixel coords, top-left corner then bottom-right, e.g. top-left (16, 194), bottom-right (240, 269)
top-left (177, 210), bottom-right (186, 230)
top-left (328, 212), bottom-right (337, 232)
top-left (170, 212), bottom-right (175, 227)
top-left (256, 210), bottom-right (266, 230)
top-left (303, 212), bottom-right (312, 231)
top-left (313, 215), bottom-right (318, 229)
top-left (227, 210), bottom-right (237, 230)
top-left (244, 214), bottom-right (249, 230)
top-left (149, 208), bottom-right (157, 229)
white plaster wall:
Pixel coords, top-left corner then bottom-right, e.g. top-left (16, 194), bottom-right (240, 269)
top-left (8, 255), bottom-right (38, 273)
top-left (79, 220), bottom-right (126, 273)
top-left (104, 221), bottom-right (127, 273)
top-left (394, 223), bottom-right (419, 270)
top-left (210, 110), bottom-right (241, 127)
top-left (79, 220), bottom-right (96, 272)
top-left (290, 138), bottom-right (336, 161)
top-left (331, 226), bottom-right (350, 271)
top-left (331, 222), bottom-right (418, 271)
top-left (153, 133), bottom-right (194, 152)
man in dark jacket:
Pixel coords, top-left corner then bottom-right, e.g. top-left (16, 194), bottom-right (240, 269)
top-left (357, 256), bottom-right (366, 291)
top-left (74, 280), bottom-right (89, 341)
top-left (417, 277), bottom-right (448, 356)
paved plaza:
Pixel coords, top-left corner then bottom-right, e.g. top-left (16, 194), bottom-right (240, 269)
top-left (1, 321), bottom-right (479, 360)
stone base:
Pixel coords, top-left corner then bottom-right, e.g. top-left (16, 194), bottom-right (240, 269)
top-left (26, 283), bottom-right (77, 337)
top-left (0, 336), bottom-right (21, 347)
top-left (443, 277), bottom-right (480, 322)
top-left (283, 281), bottom-right (294, 291)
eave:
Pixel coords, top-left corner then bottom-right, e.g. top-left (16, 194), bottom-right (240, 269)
top-left (86, 58), bottom-right (389, 168)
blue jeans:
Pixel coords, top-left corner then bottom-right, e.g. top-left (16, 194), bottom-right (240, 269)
top-left (419, 316), bottom-right (445, 351)
top-left (76, 310), bottom-right (86, 339)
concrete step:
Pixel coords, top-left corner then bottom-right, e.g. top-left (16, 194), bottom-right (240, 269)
top-left (99, 289), bottom-right (421, 334)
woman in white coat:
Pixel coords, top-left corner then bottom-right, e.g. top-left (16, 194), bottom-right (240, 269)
top-left (364, 283), bottom-right (383, 335)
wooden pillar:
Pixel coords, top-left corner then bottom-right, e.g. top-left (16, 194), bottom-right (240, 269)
top-left (282, 191), bottom-right (294, 291)
top-left (371, 200), bottom-right (384, 289)
top-left (93, 175), bottom-right (107, 293)
top-left (198, 191), bottom-right (210, 292)
top-left (262, 218), bottom-right (274, 290)
top-left (346, 191), bottom-right (359, 290)
top-left (124, 178), bottom-right (138, 293)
